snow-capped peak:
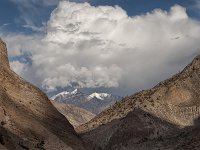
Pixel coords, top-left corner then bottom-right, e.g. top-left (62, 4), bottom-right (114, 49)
top-left (51, 89), bottom-right (79, 100)
top-left (88, 92), bottom-right (111, 100)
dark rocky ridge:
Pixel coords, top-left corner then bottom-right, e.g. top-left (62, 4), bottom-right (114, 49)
top-left (0, 39), bottom-right (89, 150)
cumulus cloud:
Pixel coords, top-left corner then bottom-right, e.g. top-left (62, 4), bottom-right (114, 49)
top-left (3, 1), bottom-right (200, 95)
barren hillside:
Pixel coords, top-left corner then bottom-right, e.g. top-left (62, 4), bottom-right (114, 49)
top-left (51, 100), bottom-right (95, 128)
top-left (78, 54), bottom-right (200, 150)
top-left (78, 55), bottom-right (200, 133)
top-left (0, 39), bottom-right (89, 150)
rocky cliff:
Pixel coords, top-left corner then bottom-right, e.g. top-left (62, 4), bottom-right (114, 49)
top-left (0, 39), bottom-right (88, 150)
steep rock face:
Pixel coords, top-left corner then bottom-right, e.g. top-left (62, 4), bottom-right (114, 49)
top-left (78, 55), bottom-right (200, 149)
top-left (0, 39), bottom-right (88, 150)
top-left (51, 100), bottom-right (95, 128)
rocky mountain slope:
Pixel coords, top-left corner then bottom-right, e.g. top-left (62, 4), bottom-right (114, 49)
top-left (82, 109), bottom-right (200, 150)
top-left (51, 89), bottom-right (122, 114)
top-left (51, 100), bottom-right (95, 128)
top-left (0, 39), bottom-right (88, 150)
top-left (78, 55), bottom-right (200, 149)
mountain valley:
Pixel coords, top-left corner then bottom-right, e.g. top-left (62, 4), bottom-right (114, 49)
top-left (1, 38), bottom-right (200, 150)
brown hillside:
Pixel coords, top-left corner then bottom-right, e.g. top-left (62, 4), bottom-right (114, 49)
top-left (51, 100), bottom-right (95, 128)
top-left (78, 55), bottom-right (200, 133)
top-left (0, 39), bottom-right (88, 150)
top-left (77, 54), bottom-right (200, 149)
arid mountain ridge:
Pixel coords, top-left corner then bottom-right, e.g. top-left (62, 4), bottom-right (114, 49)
top-left (77, 54), bottom-right (200, 149)
top-left (78, 54), bottom-right (200, 133)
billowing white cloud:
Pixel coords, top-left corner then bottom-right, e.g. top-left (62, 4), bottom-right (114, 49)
top-left (3, 1), bottom-right (200, 95)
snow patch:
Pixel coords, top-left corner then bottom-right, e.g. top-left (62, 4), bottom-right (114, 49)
top-left (51, 89), bottom-right (78, 100)
top-left (88, 92), bottom-right (111, 100)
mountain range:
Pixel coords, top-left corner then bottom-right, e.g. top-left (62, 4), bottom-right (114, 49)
top-left (51, 89), bottom-right (122, 114)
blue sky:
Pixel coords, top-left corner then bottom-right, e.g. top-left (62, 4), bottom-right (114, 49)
top-left (0, 0), bottom-right (199, 34)
top-left (0, 0), bottom-right (56, 33)
top-left (91, 0), bottom-right (196, 16)
top-left (1, 0), bottom-right (200, 96)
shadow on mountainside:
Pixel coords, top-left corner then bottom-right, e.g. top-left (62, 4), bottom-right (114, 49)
top-left (81, 108), bottom-right (200, 150)
top-left (0, 125), bottom-right (38, 150)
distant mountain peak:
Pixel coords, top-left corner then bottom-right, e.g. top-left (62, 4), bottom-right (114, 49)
top-left (51, 90), bottom-right (122, 114)
top-left (51, 88), bottom-right (81, 100)
top-left (88, 92), bottom-right (111, 100)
